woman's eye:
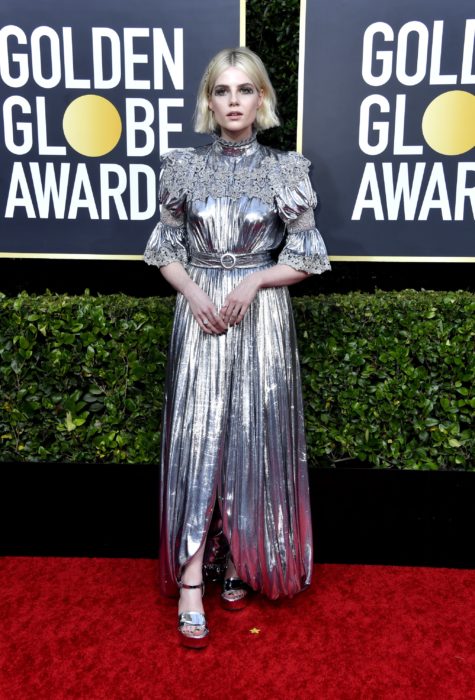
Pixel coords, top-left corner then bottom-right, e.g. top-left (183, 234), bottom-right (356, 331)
top-left (214, 88), bottom-right (227, 96)
top-left (240, 87), bottom-right (254, 94)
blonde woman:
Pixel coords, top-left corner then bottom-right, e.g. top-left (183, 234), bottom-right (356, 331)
top-left (144, 47), bottom-right (330, 648)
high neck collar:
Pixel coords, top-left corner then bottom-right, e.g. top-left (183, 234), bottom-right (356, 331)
top-left (212, 130), bottom-right (258, 157)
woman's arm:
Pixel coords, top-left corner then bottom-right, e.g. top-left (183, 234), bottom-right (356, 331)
top-left (160, 262), bottom-right (228, 335)
top-left (254, 264), bottom-right (310, 289)
top-left (220, 264), bottom-right (310, 326)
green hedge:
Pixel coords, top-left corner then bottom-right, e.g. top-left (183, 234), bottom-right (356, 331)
top-left (0, 291), bottom-right (474, 470)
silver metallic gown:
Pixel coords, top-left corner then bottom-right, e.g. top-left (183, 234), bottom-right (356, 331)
top-left (144, 132), bottom-right (330, 599)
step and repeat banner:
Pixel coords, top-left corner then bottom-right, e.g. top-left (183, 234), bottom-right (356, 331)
top-left (299, 0), bottom-right (475, 260)
top-left (0, 0), bottom-right (243, 258)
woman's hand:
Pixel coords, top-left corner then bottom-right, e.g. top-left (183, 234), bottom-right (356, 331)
top-left (182, 279), bottom-right (228, 335)
top-left (220, 272), bottom-right (262, 326)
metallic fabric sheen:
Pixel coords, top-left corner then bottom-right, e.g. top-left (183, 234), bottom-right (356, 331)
top-left (145, 134), bottom-right (330, 599)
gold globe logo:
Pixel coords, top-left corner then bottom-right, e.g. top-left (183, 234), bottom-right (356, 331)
top-left (63, 94), bottom-right (122, 157)
top-left (422, 90), bottom-right (475, 156)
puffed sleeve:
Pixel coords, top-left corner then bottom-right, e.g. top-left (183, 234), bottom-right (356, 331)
top-left (274, 152), bottom-right (331, 275)
top-left (143, 151), bottom-right (189, 269)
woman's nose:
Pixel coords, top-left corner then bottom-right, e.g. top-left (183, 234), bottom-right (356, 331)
top-left (229, 90), bottom-right (240, 105)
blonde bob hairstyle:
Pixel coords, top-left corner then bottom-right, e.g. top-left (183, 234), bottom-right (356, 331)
top-left (194, 47), bottom-right (280, 134)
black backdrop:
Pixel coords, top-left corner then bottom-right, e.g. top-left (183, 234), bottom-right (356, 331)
top-left (1, 0), bottom-right (473, 294)
top-left (0, 0), bottom-right (240, 257)
top-left (300, 0), bottom-right (475, 261)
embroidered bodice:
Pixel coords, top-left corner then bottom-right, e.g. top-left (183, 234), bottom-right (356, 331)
top-left (144, 137), bottom-right (331, 275)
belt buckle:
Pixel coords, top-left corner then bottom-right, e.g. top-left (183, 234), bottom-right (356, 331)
top-left (220, 252), bottom-right (236, 269)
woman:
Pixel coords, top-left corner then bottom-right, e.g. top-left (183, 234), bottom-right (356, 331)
top-left (144, 47), bottom-right (330, 648)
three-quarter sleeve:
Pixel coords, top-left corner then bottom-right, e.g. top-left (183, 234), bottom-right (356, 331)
top-left (274, 153), bottom-right (331, 275)
top-left (143, 151), bottom-right (189, 269)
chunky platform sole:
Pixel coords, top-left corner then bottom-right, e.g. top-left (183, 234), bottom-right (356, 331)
top-left (177, 629), bottom-right (209, 649)
top-left (221, 577), bottom-right (250, 611)
top-left (221, 596), bottom-right (248, 611)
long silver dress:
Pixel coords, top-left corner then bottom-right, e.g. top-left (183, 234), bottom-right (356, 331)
top-left (144, 132), bottom-right (330, 600)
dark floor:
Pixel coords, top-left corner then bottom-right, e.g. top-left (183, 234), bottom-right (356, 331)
top-left (0, 258), bottom-right (473, 297)
top-left (1, 463), bottom-right (473, 568)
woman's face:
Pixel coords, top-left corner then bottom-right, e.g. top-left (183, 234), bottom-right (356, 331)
top-left (208, 66), bottom-right (263, 142)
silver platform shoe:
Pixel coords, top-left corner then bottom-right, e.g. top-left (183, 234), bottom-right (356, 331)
top-left (177, 581), bottom-right (209, 649)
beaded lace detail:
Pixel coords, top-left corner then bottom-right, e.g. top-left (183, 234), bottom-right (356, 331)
top-left (278, 250), bottom-right (331, 275)
top-left (278, 221), bottom-right (332, 275)
top-left (144, 222), bottom-right (188, 268)
top-left (213, 131), bottom-right (258, 156)
top-left (287, 208), bottom-right (316, 234)
top-left (160, 206), bottom-right (185, 227)
top-left (160, 147), bottom-right (312, 206)
top-left (215, 131), bottom-right (257, 148)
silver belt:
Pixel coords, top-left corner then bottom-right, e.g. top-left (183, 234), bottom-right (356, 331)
top-left (189, 251), bottom-right (273, 270)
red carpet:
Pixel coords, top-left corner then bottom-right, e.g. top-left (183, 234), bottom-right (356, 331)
top-left (1, 558), bottom-right (474, 700)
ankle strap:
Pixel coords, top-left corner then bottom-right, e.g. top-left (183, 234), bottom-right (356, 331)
top-left (179, 581), bottom-right (204, 590)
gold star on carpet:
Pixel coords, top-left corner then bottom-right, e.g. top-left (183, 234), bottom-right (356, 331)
top-left (249, 627), bottom-right (261, 634)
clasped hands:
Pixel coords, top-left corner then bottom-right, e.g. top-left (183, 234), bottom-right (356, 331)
top-left (184, 273), bottom-right (262, 335)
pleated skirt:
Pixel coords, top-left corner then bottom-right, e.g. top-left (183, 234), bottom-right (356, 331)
top-left (158, 262), bottom-right (313, 600)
